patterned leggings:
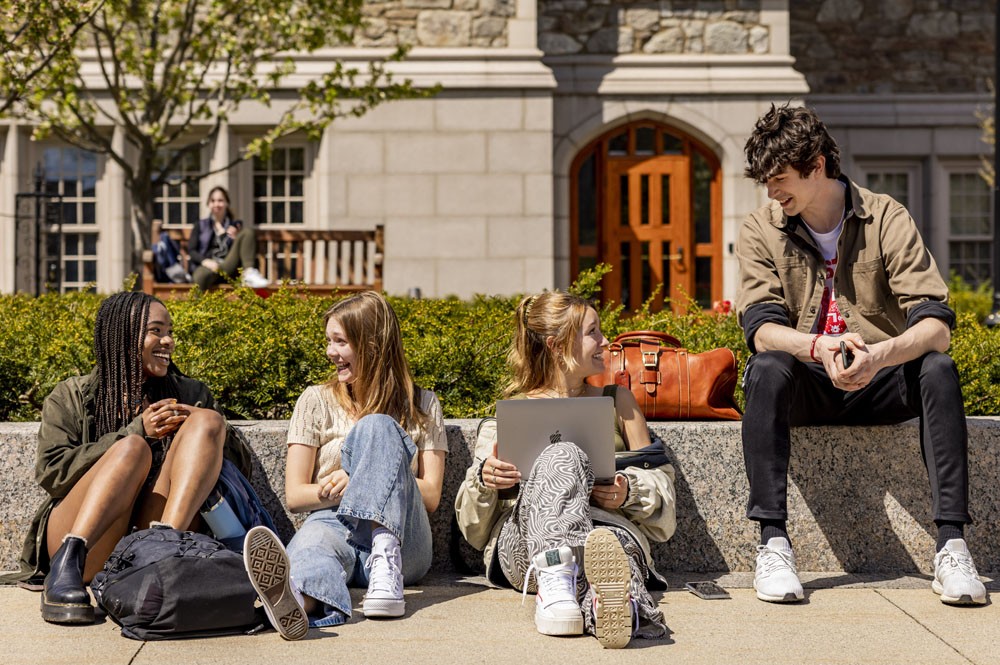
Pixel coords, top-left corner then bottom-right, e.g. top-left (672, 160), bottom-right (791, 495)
top-left (495, 441), bottom-right (667, 639)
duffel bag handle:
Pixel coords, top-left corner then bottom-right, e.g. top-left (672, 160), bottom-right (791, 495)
top-left (612, 330), bottom-right (682, 348)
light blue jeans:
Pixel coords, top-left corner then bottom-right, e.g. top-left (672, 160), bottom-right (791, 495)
top-left (286, 414), bottom-right (433, 627)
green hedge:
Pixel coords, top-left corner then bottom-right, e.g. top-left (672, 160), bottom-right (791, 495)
top-left (1, 270), bottom-right (999, 421)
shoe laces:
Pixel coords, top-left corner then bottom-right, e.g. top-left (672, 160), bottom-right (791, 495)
top-left (936, 548), bottom-right (979, 579)
top-left (522, 559), bottom-right (578, 606)
top-left (756, 544), bottom-right (797, 576)
top-left (366, 547), bottom-right (403, 595)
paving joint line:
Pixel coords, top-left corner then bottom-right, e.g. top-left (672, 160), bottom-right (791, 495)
top-left (126, 641), bottom-right (146, 665)
top-left (874, 589), bottom-right (977, 665)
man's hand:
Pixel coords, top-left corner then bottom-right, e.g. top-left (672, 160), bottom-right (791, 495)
top-left (817, 333), bottom-right (879, 391)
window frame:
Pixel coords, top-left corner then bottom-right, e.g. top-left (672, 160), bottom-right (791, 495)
top-left (153, 147), bottom-right (205, 230)
top-left (942, 164), bottom-right (994, 287)
top-left (39, 144), bottom-right (101, 292)
top-left (249, 142), bottom-right (310, 227)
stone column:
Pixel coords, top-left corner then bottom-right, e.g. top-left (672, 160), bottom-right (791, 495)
top-left (760, 0), bottom-right (789, 56)
top-left (206, 122), bottom-right (233, 221)
top-left (0, 123), bottom-right (26, 292)
top-left (100, 125), bottom-right (131, 292)
top-left (508, 0), bottom-right (538, 50)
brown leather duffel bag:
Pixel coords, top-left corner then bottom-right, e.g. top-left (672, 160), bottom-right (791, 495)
top-left (586, 330), bottom-right (741, 421)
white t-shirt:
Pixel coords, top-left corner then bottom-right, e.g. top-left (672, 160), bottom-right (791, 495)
top-left (286, 384), bottom-right (448, 483)
top-left (806, 215), bottom-right (847, 336)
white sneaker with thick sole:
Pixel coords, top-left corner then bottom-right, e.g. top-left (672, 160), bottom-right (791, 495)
top-left (754, 537), bottom-right (804, 603)
top-left (933, 539), bottom-right (987, 605)
top-left (584, 528), bottom-right (632, 649)
top-left (243, 526), bottom-right (308, 640)
top-left (242, 267), bottom-right (269, 288)
top-left (363, 538), bottom-right (405, 618)
top-left (522, 545), bottom-right (584, 636)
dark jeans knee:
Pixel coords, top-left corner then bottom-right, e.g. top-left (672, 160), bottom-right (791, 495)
top-left (915, 352), bottom-right (958, 382)
top-left (906, 351), bottom-right (963, 406)
top-left (744, 351), bottom-right (799, 402)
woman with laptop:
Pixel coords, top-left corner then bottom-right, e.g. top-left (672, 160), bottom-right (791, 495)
top-left (281, 291), bottom-right (448, 627)
top-left (455, 291), bottom-right (677, 648)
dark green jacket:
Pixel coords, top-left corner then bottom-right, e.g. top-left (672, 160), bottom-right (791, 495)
top-left (1, 369), bottom-right (252, 584)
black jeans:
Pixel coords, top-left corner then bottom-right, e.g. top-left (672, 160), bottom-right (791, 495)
top-left (741, 350), bottom-right (971, 524)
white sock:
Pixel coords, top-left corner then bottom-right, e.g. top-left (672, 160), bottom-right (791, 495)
top-left (372, 526), bottom-right (400, 553)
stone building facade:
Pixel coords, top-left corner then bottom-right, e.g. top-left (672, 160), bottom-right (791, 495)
top-left (0, 0), bottom-right (994, 304)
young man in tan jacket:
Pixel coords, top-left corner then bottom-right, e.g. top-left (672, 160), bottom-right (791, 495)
top-left (735, 104), bottom-right (986, 606)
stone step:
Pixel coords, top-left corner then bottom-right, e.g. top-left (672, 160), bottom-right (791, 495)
top-left (2, 418), bottom-right (999, 575)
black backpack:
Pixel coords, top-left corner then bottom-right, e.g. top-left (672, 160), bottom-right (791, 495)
top-left (91, 527), bottom-right (265, 640)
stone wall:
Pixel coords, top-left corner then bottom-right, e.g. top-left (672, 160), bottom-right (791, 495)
top-left (538, 0), bottom-right (770, 56)
top-left (5, 419), bottom-right (1000, 575)
top-left (791, 0), bottom-right (995, 94)
top-left (356, 0), bottom-right (515, 48)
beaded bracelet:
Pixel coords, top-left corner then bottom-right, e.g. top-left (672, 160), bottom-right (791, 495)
top-left (809, 333), bottom-right (823, 363)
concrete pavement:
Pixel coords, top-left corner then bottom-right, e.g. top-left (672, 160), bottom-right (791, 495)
top-left (2, 574), bottom-right (998, 665)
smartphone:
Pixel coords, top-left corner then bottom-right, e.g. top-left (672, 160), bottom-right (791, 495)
top-left (840, 341), bottom-right (854, 369)
top-left (684, 581), bottom-right (731, 600)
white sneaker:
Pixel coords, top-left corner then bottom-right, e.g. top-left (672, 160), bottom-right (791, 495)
top-left (584, 527), bottom-right (633, 649)
top-left (522, 546), bottom-right (584, 636)
top-left (932, 539), bottom-right (987, 605)
top-left (754, 537), bottom-right (804, 603)
top-left (363, 536), bottom-right (405, 618)
top-left (243, 526), bottom-right (308, 640)
top-left (242, 267), bottom-right (269, 288)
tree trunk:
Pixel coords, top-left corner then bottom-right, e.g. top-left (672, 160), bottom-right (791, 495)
top-left (129, 175), bottom-right (155, 287)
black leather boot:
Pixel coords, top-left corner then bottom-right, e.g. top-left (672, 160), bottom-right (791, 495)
top-left (41, 536), bottom-right (95, 624)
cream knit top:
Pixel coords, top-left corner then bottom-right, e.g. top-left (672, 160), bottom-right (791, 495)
top-left (286, 384), bottom-right (448, 483)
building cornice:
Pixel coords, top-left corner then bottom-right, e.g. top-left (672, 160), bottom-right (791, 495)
top-left (806, 93), bottom-right (992, 127)
top-left (543, 54), bottom-right (809, 96)
top-left (74, 48), bottom-right (558, 91)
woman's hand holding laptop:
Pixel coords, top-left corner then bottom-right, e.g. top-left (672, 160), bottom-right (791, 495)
top-left (482, 442), bottom-right (522, 490)
top-left (590, 473), bottom-right (628, 510)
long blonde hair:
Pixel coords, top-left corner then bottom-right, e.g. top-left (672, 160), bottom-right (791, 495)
top-left (504, 291), bottom-right (592, 397)
top-left (324, 291), bottom-right (425, 430)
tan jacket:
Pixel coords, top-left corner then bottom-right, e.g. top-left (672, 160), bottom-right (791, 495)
top-left (736, 176), bottom-right (953, 351)
top-left (454, 418), bottom-right (677, 584)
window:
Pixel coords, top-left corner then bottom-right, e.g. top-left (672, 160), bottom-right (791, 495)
top-left (44, 146), bottom-right (96, 226)
top-left (866, 172), bottom-right (911, 207)
top-left (858, 161), bottom-right (922, 224)
top-left (253, 146), bottom-right (305, 225)
top-left (43, 146), bottom-right (98, 292)
top-left (948, 171), bottom-right (993, 286)
top-left (153, 148), bottom-right (202, 227)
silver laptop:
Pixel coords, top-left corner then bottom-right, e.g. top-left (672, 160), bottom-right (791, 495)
top-left (496, 396), bottom-right (616, 484)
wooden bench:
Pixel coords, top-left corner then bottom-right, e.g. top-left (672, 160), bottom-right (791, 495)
top-left (142, 224), bottom-right (384, 298)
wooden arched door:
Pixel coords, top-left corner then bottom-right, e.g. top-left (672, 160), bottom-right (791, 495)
top-left (570, 122), bottom-right (722, 312)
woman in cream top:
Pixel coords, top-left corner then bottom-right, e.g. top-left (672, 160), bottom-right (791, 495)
top-left (282, 292), bottom-right (448, 628)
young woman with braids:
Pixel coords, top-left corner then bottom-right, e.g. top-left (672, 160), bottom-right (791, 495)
top-left (455, 291), bottom-right (677, 649)
top-left (2, 292), bottom-right (258, 626)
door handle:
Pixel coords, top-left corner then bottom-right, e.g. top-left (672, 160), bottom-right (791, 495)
top-left (665, 246), bottom-right (686, 273)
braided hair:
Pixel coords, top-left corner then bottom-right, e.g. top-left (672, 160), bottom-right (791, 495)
top-left (92, 292), bottom-right (164, 438)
